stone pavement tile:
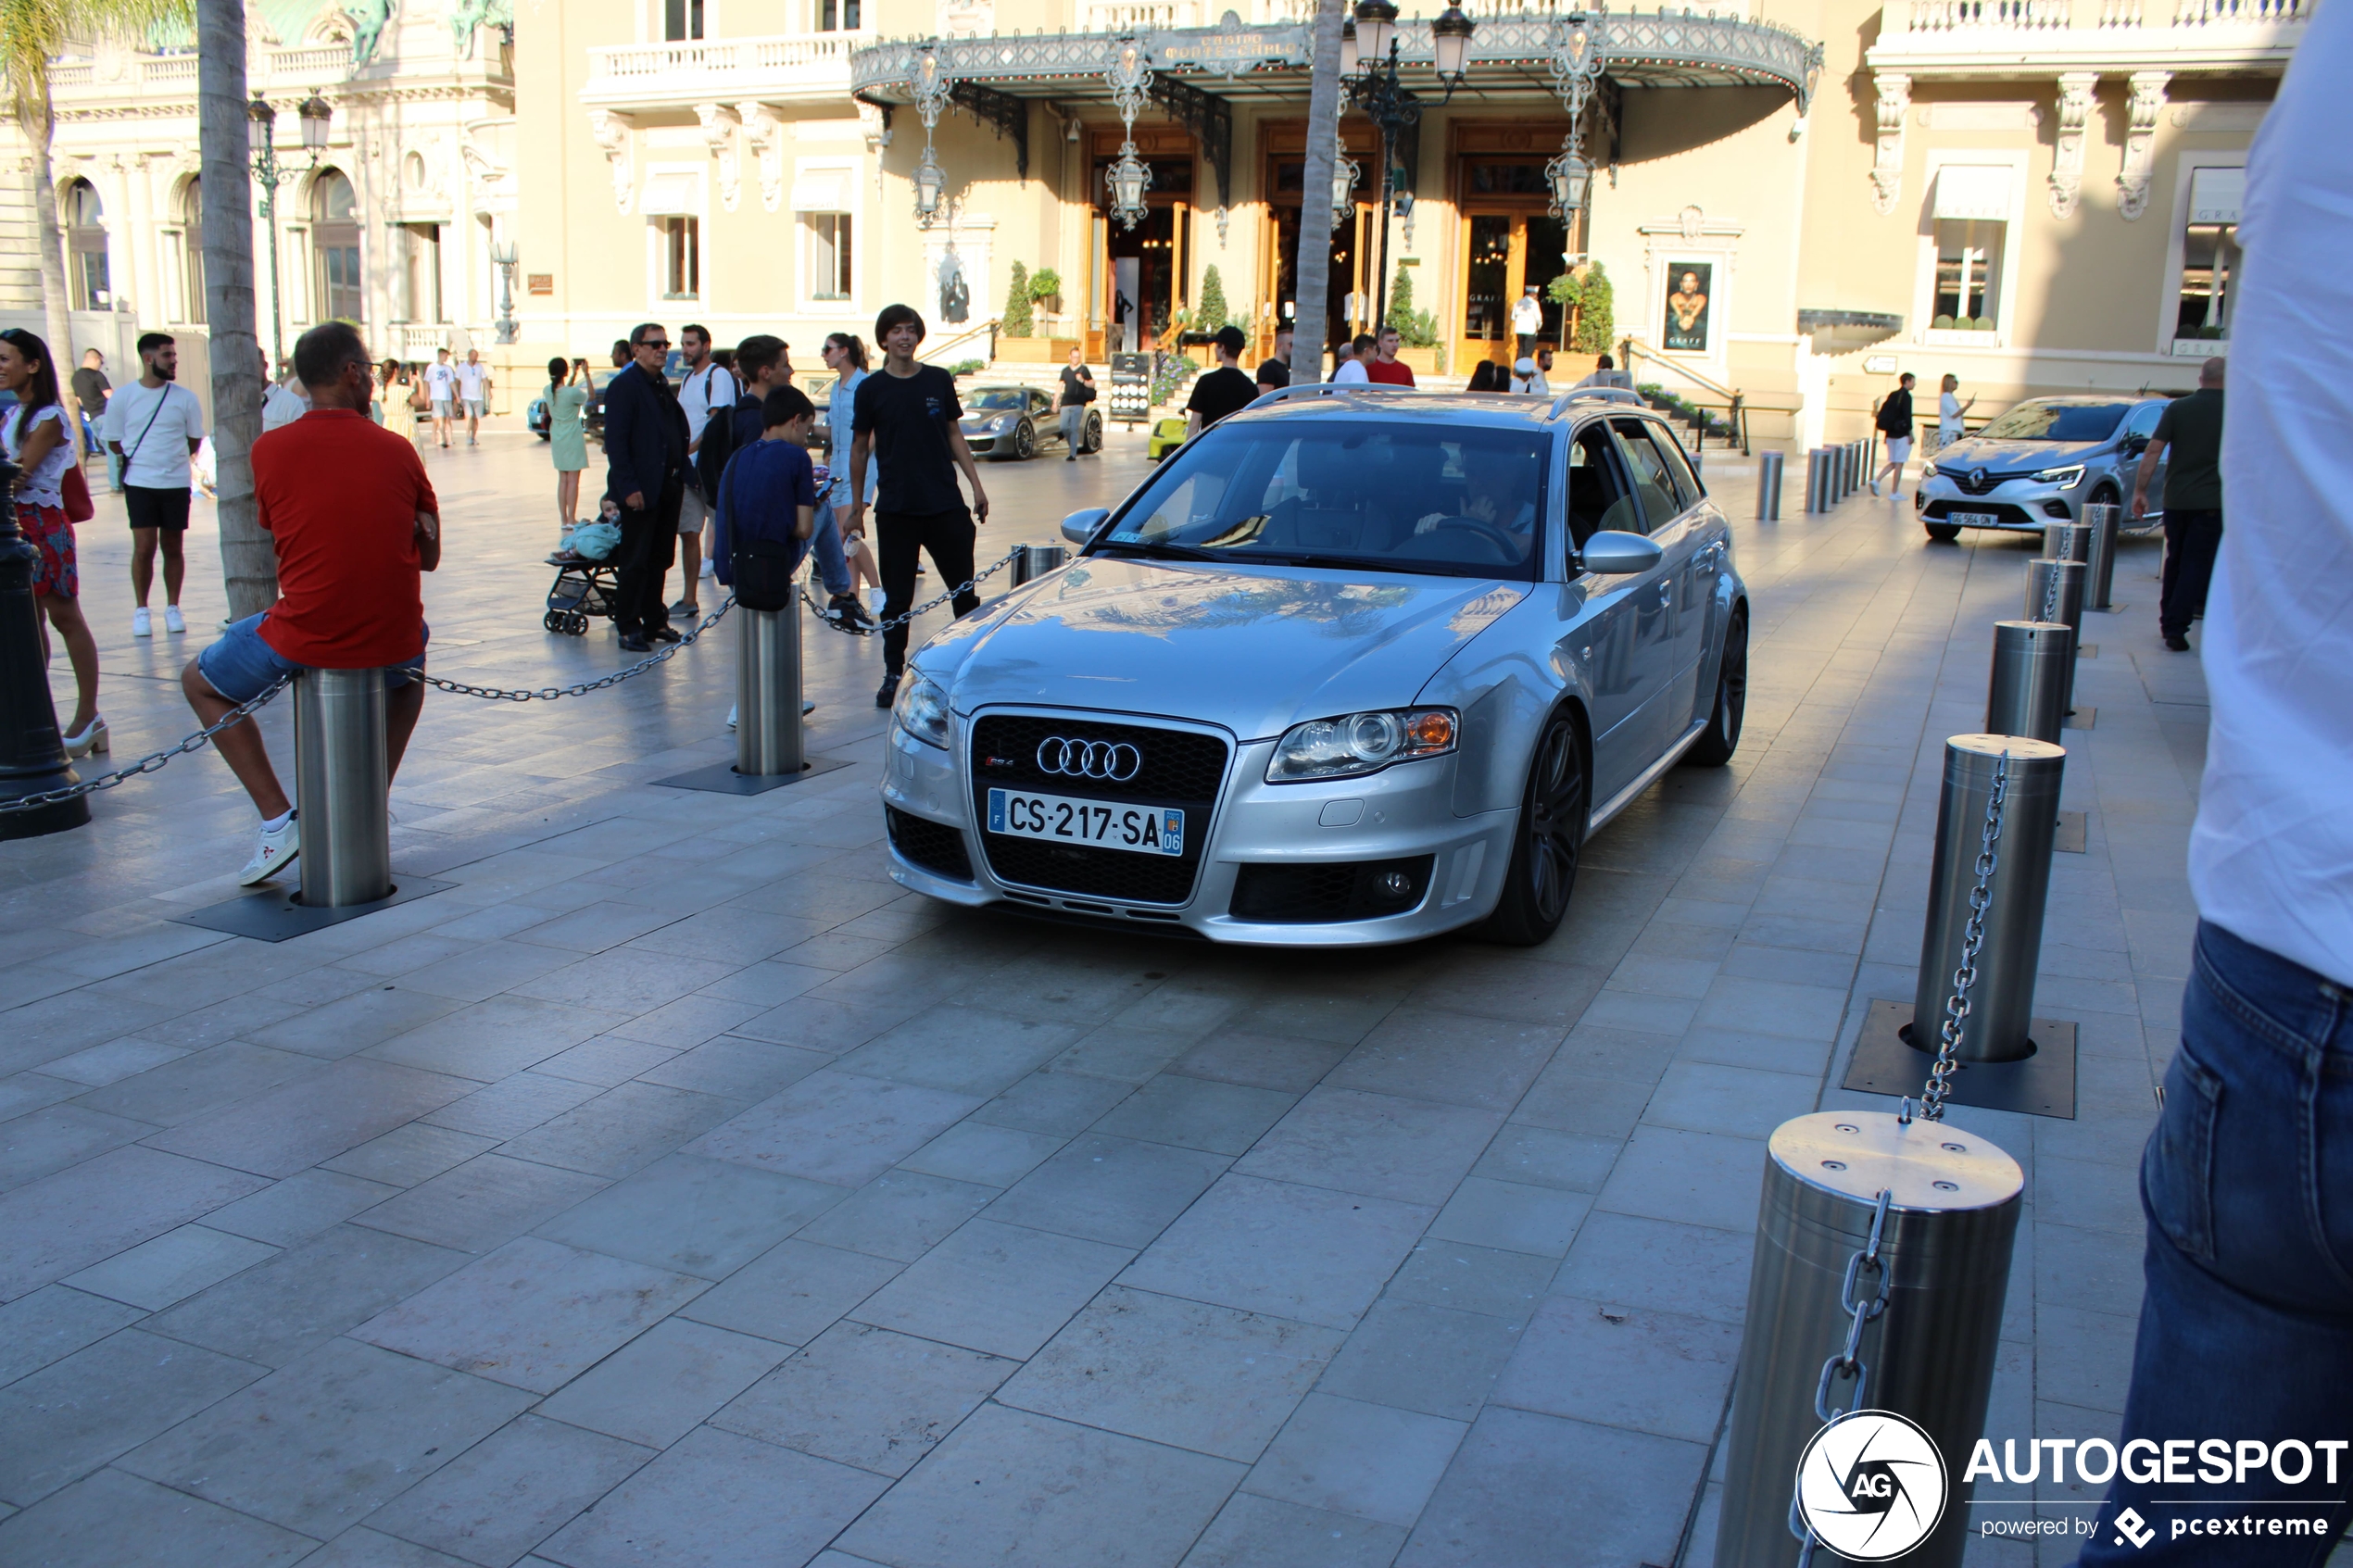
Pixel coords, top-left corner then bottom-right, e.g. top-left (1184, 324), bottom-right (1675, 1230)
top-left (0, 1326), bottom-right (265, 1502)
top-left (999, 1286), bottom-right (1342, 1463)
top-left (1673, 1023), bottom-right (1832, 1079)
top-left (1092, 1073), bottom-right (1292, 1156)
top-left (695, 960), bottom-right (837, 1009)
top-left (680, 1239), bottom-right (904, 1348)
top-left (144, 1224), bottom-right (471, 1369)
top-left (1234, 1088), bottom-right (1502, 1207)
top-left (1551, 1211), bottom-right (1756, 1325)
top-left (1510, 1068), bottom-right (1656, 1140)
top-left (850, 1217), bottom-right (1131, 1360)
top-left (0, 1286), bottom-right (145, 1387)
top-left (1735, 910), bottom-right (1871, 957)
top-left (351, 1154), bottom-right (610, 1254)
top-left (794, 1169), bottom-right (994, 1262)
top-left (323, 1124), bottom-right (499, 1187)
top-left (0, 1146), bottom-right (267, 1301)
top-left (1468, 1125), bottom-right (1618, 1194)
top-left (120, 1338), bottom-right (535, 1539)
top-left (1051, 1024), bottom-right (1203, 1085)
top-left (2033, 1154), bottom-right (2144, 1239)
top-left (729, 994), bottom-right (928, 1056)
top-left (1170, 1032), bottom-right (1350, 1095)
top-left (535, 1425), bottom-right (887, 1568)
top-left (0, 1072), bottom-right (78, 1123)
top-left (354, 1236), bottom-right (706, 1394)
top-left (1629, 920), bottom-right (1740, 964)
top-left (0, 1467), bottom-right (315, 1568)
top-left (797, 951), bottom-right (988, 1016)
top-left (36, 1039), bottom-right (188, 1088)
top-left (498, 1082), bottom-right (745, 1179)
top-left (832, 1005), bottom-right (1086, 1098)
top-left (684, 1069), bottom-right (982, 1187)
top-left (389, 940), bottom-right (584, 1006)
top-left (599, 993), bottom-right (764, 1049)
top-left (2032, 1221), bottom-right (2144, 1322)
top-left (509, 901), bottom-right (686, 955)
top-left (635, 1037), bottom-right (829, 1102)
top-left (509, 949), bottom-right (746, 1017)
top-left (623, 908), bottom-right (830, 967)
top-left (365, 1413), bottom-right (653, 1568)
top-left (421, 1073), bottom-right (602, 1140)
top-left (2034, 1305), bottom-right (2138, 1415)
top-left (1326, 1012), bottom-right (1567, 1114)
top-left (247, 986), bottom-right (464, 1061)
top-left (1641, 1060), bottom-right (1824, 1140)
top-left (1120, 1175), bottom-right (1434, 1333)
top-left (898, 1122), bottom-right (1065, 1188)
top-left (1382, 1240), bottom-right (1556, 1322)
top-left (1111, 983), bottom-right (1244, 1039)
top-left (1239, 990), bottom-right (1401, 1047)
top-left (1655, 896), bottom-right (1750, 932)
top-left (1394, 1406), bottom-right (1705, 1566)
top-left (1595, 1126), bottom-right (1768, 1235)
top-left (1489, 1293), bottom-right (1739, 1443)
top-left (837, 1402), bottom-right (1241, 1568)
top-left (968, 1068), bottom-right (1137, 1138)
top-left (332, 935), bottom-right (477, 983)
top-left (143, 1058), bottom-right (475, 1179)
top-left (368, 996), bottom-right (632, 1083)
top-left (1315, 1298), bottom-right (1523, 1424)
top-left (1604, 953), bottom-right (1721, 1000)
top-left (0, 992), bottom-right (180, 1075)
top-left (1719, 940), bottom-right (1860, 992)
top-left (941, 955), bottom-right (1178, 1031)
top-left (1427, 1178), bottom-right (1591, 1259)
top-left (770, 931), bottom-right (898, 974)
top-left (0, 1104), bottom-right (157, 1190)
top-left (535, 1153), bottom-right (843, 1278)
top-left (982, 1134), bottom-right (1228, 1249)
top-left (1542, 1023), bottom-right (1679, 1086)
top-left (712, 1321), bottom-right (1014, 1477)
top-left (61, 1223), bottom-right (276, 1311)
top-left (537, 1318), bottom-right (790, 1449)
top-left (1241, 1392), bottom-right (1466, 1528)
top-left (71, 1041), bottom-right (324, 1127)
top-left (1403, 957), bottom-right (1604, 1028)
top-left (1178, 1493), bottom-right (1408, 1568)
top-left (1578, 988), bottom-right (1702, 1038)
top-left (296, 1526), bottom-right (477, 1565)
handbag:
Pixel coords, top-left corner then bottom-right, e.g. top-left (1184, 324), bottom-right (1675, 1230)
top-left (732, 536), bottom-right (799, 613)
top-left (60, 461), bottom-right (94, 522)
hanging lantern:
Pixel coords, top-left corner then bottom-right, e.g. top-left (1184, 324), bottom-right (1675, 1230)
top-left (909, 44), bottom-right (955, 230)
top-left (1352, 0), bottom-right (1398, 69)
top-left (914, 144), bottom-right (946, 226)
top-left (1106, 142), bottom-right (1152, 232)
top-left (1431, 5), bottom-right (1475, 89)
top-left (1339, 17), bottom-right (1359, 76)
top-left (1545, 144), bottom-right (1591, 221)
top-left (296, 94), bottom-right (333, 153)
top-left (1103, 34), bottom-right (1155, 232)
top-left (1331, 149), bottom-right (1360, 230)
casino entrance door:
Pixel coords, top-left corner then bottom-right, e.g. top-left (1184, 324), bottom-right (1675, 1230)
top-left (1258, 119), bottom-right (1379, 364)
top-left (1452, 130), bottom-right (1579, 373)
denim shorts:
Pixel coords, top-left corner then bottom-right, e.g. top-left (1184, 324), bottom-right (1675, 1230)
top-left (197, 612), bottom-right (428, 705)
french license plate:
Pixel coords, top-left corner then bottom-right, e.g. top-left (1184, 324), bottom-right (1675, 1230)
top-left (1949, 511), bottom-right (2001, 527)
top-left (987, 788), bottom-right (1184, 857)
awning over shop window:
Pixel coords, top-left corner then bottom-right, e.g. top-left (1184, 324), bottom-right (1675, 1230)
top-left (2189, 167), bottom-right (2245, 225)
top-left (792, 172), bottom-right (848, 213)
top-left (640, 172), bottom-right (699, 216)
top-left (1933, 165), bottom-right (2011, 223)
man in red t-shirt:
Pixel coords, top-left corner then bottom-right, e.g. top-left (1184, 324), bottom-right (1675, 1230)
top-left (181, 320), bottom-right (442, 885)
top-left (1364, 325), bottom-right (1416, 387)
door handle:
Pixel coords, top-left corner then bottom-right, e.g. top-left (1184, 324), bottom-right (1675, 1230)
top-left (1657, 581), bottom-right (1674, 607)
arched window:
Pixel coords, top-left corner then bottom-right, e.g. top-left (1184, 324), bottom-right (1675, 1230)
top-left (311, 169), bottom-right (363, 323)
top-left (64, 180), bottom-right (109, 310)
top-left (179, 178), bottom-right (207, 324)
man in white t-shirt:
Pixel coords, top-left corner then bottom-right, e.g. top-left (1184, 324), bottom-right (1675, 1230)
top-left (457, 349), bottom-right (491, 445)
top-left (2079, 9), bottom-right (2353, 1559)
top-left (102, 331), bottom-right (207, 637)
top-left (673, 323), bottom-right (736, 610)
top-left (424, 348), bottom-right (458, 447)
top-left (1331, 332), bottom-right (1374, 385)
top-left (1510, 284), bottom-right (1542, 360)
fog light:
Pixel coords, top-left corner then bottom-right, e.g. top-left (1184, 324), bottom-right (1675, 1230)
top-left (1376, 871), bottom-right (1413, 898)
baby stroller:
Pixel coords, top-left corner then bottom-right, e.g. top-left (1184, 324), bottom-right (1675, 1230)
top-left (542, 521), bottom-right (623, 635)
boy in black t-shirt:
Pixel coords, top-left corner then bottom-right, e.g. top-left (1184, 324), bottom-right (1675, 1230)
top-left (848, 303), bottom-right (992, 708)
top-left (1184, 326), bottom-right (1258, 441)
top-left (1057, 347), bottom-right (1096, 461)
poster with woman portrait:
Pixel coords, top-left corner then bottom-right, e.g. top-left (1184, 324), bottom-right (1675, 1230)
top-left (1664, 263), bottom-right (1712, 352)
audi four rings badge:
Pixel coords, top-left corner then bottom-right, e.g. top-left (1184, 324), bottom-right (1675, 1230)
top-left (1038, 738), bottom-right (1143, 782)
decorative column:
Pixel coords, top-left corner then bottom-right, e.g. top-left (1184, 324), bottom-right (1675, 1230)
top-left (2117, 71), bottom-right (2169, 220)
top-left (697, 103), bottom-right (742, 212)
top-left (2047, 71), bottom-right (2097, 219)
top-left (1869, 72), bottom-right (1910, 216)
top-left (587, 110), bottom-right (634, 214)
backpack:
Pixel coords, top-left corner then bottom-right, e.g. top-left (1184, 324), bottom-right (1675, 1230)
top-left (696, 391), bottom-right (753, 497)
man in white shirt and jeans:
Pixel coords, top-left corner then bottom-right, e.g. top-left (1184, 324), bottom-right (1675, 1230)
top-left (424, 348), bottom-right (458, 447)
top-left (2077, 10), bottom-right (2353, 1561)
top-left (457, 349), bottom-right (491, 445)
top-left (673, 323), bottom-right (736, 613)
top-left (102, 331), bottom-right (206, 637)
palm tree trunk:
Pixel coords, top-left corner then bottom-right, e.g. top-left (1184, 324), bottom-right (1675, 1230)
top-left (1290, 0), bottom-right (1348, 387)
top-left (21, 94), bottom-right (84, 450)
top-left (199, 0), bottom-right (276, 618)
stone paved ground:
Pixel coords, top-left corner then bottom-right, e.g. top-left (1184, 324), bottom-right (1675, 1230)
top-left (0, 425), bottom-right (2308, 1567)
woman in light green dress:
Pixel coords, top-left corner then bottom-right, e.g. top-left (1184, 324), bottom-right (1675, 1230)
top-left (547, 356), bottom-right (590, 541)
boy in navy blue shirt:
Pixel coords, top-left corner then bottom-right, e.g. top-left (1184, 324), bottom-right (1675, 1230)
top-left (713, 386), bottom-right (819, 585)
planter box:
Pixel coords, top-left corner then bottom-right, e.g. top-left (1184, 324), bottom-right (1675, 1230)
top-left (1397, 346), bottom-right (1443, 377)
top-left (996, 336), bottom-right (1078, 364)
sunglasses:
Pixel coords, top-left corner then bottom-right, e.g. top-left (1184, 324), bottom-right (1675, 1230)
top-left (637, 339), bottom-right (670, 351)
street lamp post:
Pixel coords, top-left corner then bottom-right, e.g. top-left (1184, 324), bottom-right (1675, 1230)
top-left (489, 241), bottom-right (520, 345)
top-left (247, 93), bottom-right (332, 370)
top-left (1544, 9), bottom-right (1607, 234)
top-left (1345, 1), bottom-right (1472, 334)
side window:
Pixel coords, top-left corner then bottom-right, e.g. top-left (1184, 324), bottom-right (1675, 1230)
top-left (1645, 420), bottom-right (1705, 504)
top-left (1611, 419), bottom-right (1688, 531)
top-left (1569, 425), bottom-right (1642, 546)
top-left (2121, 401), bottom-right (2165, 443)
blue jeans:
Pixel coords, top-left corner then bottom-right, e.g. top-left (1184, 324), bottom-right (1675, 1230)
top-left (2078, 922), bottom-right (2353, 1565)
top-left (808, 500), bottom-right (851, 598)
top-left (197, 612), bottom-right (427, 705)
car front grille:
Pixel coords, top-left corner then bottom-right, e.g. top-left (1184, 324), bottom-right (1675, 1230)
top-left (1229, 857), bottom-right (1436, 923)
top-left (1946, 469), bottom-right (2032, 496)
top-left (970, 714), bottom-right (1228, 907)
top-left (887, 807), bottom-right (974, 881)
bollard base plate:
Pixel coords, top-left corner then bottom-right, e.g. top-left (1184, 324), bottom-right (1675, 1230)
top-left (2055, 810), bottom-right (2087, 854)
top-left (172, 876), bottom-right (455, 943)
top-left (2063, 707), bottom-right (2096, 730)
top-left (1843, 998), bottom-right (2077, 1118)
top-left (656, 756), bottom-right (850, 797)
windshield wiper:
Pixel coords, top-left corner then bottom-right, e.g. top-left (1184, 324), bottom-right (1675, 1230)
top-left (1096, 539), bottom-right (1227, 561)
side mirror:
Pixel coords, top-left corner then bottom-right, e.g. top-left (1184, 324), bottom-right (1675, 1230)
top-left (1060, 508), bottom-right (1110, 547)
top-left (2119, 433), bottom-right (2147, 456)
top-left (1579, 530), bottom-right (1665, 575)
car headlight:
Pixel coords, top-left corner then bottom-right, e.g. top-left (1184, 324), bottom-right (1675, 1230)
top-left (1265, 708), bottom-right (1457, 783)
top-left (892, 671), bottom-right (952, 750)
top-left (2033, 465), bottom-right (2084, 487)
top-left (991, 414), bottom-right (1017, 431)
top-left (1919, 460), bottom-right (1940, 480)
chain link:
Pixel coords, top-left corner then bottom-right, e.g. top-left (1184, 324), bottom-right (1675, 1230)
top-left (421, 597), bottom-right (735, 701)
top-left (1921, 747), bottom-right (2011, 1122)
top-left (799, 547), bottom-right (1026, 637)
top-left (2039, 559), bottom-right (2061, 626)
top-left (1790, 1186), bottom-right (1896, 1563)
top-left (0, 677), bottom-right (290, 814)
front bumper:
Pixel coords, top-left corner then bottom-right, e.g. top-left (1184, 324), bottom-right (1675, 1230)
top-left (879, 714), bottom-right (1519, 947)
top-left (1916, 472), bottom-right (2090, 531)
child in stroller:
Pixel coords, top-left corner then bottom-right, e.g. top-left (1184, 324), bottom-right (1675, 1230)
top-left (543, 494), bottom-right (623, 635)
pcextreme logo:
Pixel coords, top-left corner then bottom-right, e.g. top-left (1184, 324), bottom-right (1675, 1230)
top-left (1795, 1411), bottom-right (1949, 1561)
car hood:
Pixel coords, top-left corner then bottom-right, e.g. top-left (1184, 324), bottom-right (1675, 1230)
top-left (918, 556), bottom-right (1528, 740)
top-left (1930, 437), bottom-right (2108, 474)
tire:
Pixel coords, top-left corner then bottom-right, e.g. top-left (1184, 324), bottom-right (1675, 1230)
top-left (1925, 522), bottom-right (1962, 542)
top-left (1479, 709), bottom-right (1590, 947)
top-left (1084, 412), bottom-right (1103, 453)
top-left (543, 609), bottom-right (564, 633)
top-left (1011, 420), bottom-right (1037, 460)
top-left (1682, 609), bottom-right (1746, 768)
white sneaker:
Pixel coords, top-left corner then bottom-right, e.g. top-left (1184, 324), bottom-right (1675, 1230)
top-left (700, 558), bottom-right (716, 579)
top-left (164, 605), bottom-right (185, 634)
top-left (1869, 481), bottom-right (1881, 497)
top-left (726, 705), bottom-right (737, 731)
top-left (132, 607), bottom-right (152, 637)
top-left (238, 814), bottom-right (299, 886)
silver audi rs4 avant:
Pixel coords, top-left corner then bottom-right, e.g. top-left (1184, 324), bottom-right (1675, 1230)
top-left (879, 384), bottom-right (1751, 947)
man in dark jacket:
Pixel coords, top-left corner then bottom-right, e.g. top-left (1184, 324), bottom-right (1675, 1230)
top-left (1869, 372), bottom-right (1916, 497)
top-left (602, 322), bottom-right (691, 651)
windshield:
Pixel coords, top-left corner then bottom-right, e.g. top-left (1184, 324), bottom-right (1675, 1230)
top-left (1975, 401), bottom-right (2130, 443)
top-left (964, 390), bottom-right (1027, 412)
top-left (1098, 419), bottom-right (1551, 581)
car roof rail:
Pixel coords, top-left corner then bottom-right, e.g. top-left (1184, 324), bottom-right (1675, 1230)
top-left (1246, 383), bottom-right (1444, 407)
top-left (1544, 386), bottom-right (1647, 420)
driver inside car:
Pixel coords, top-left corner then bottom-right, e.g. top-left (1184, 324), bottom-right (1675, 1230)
top-left (1413, 459), bottom-right (1539, 560)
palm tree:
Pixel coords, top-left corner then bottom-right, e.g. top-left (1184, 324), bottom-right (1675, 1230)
top-left (197, 0), bottom-right (274, 617)
top-left (1290, 0), bottom-right (1348, 387)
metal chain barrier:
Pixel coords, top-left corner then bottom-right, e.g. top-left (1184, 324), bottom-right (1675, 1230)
top-left (1788, 1186), bottom-right (1896, 1566)
top-left (422, 596), bottom-right (735, 702)
top-left (799, 546), bottom-right (1026, 638)
top-left (0, 677), bottom-right (290, 814)
top-left (2040, 565), bottom-right (2061, 626)
top-left (1920, 747), bottom-right (2011, 1122)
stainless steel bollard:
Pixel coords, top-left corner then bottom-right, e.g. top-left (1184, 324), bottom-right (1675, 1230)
top-left (1832, 443), bottom-right (1851, 501)
top-left (1758, 450), bottom-right (1784, 521)
top-left (1985, 621), bottom-right (2072, 745)
top-left (2082, 501), bottom-right (2122, 609)
top-left (2023, 558), bottom-right (2086, 712)
top-left (1716, 1111), bottom-right (2024, 1568)
top-left (293, 667), bottom-right (392, 909)
top-left (1804, 449), bottom-right (1827, 512)
top-left (2041, 520), bottom-right (2092, 564)
top-left (1007, 544), bottom-right (1068, 589)
top-left (1912, 734), bottom-right (2066, 1062)
top-left (736, 605), bottom-right (803, 779)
